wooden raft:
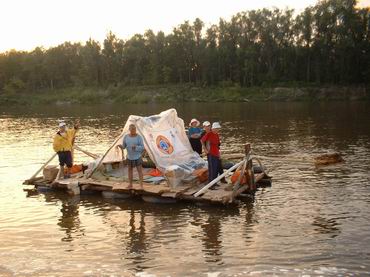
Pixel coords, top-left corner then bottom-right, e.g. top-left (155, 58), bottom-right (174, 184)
top-left (24, 174), bottom-right (266, 205)
top-left (23, 144), bottom-right (270, 205)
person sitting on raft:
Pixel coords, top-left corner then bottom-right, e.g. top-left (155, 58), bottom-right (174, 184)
top-left (188, 118), bottom-right (202, 155)
top-left (201, 122), bottom-right (225, 187)
top-left (119, 124), bottom-right (144, 189)
top-left (53, 120), bottom-right (80, 179)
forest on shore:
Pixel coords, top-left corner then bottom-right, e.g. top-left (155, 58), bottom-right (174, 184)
top-left (0, 0), bottom-right (369, 103)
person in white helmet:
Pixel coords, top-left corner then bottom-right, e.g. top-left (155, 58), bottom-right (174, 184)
top-left (53, 119), bottom-right (80, 179)
top-left (201, 122), bottom-right (225, 186)
top-left (200, 121), bottom-right (211, 151)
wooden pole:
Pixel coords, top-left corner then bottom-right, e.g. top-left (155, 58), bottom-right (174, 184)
top-left (235, 160), bottom-right (247, 187)
top-left (74, 145), bottom-right (99, 159)
top-left (86, 133), bottom-right (124, 178)
top-left (229, 144), bottom-right (252, 202)
top-left (27, 152), bottom-right (57, 182)
top-left (194, 159), bottom-right (245, 197)
top-left (245, 143), bottom-right (256, 191)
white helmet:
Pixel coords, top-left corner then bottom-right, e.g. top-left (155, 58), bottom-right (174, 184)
top-left (212, 122), bottom-right (221, 129)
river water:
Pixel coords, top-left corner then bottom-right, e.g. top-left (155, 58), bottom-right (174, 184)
top-left (0, 102), bottom-right (369, 277)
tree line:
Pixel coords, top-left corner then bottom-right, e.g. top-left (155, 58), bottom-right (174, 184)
top-left (0, 0), bottom-right (369, 94)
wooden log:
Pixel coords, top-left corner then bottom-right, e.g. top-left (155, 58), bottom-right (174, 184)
top-left (193, 159), bottom-right (245, 197)
top-left (230, 173), bottom-right (265, 201)
top-left (23, 176), bottom-right (43, 185)
top-left (229, 144), bottom-right (252, 202)
top-left (161, 192), bottom-right (179, 198)
top-left (229, 160), bottom-right (247, 203)
top-left (314, 153), bottom-right (344, 166)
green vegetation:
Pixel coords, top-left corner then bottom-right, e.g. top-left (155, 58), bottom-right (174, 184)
top-left (0, 0), bottom-right (369, 105)
top-left (0, 85), bottom-right (368, 105)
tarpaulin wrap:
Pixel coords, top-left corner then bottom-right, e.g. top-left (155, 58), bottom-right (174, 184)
top-left (102, 109), bottom-right (207, 180)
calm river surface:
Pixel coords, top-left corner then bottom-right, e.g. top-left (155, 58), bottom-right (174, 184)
top-left (0, 102), bottom-right (369, 277)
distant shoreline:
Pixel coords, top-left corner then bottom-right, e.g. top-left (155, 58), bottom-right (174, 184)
top-left (0, 85), bottom-right (369, 105)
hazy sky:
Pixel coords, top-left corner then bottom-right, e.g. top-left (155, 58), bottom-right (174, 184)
top-left (1, 0), bottom-right (369, 52)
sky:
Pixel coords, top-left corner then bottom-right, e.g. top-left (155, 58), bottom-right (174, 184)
top-left (0, 0), bottom-right (369, 52)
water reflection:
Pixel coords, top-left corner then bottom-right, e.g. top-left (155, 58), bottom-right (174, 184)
top-left (201, 214), bottom-right (223, 263)
top-left (57, 196), bottom-right (84, 242)
top-left (125, 208), bottom-right (148, 273)
top-left (2, 102), bottom-right (370, 276)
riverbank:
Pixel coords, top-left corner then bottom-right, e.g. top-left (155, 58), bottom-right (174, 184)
top-left (0, 85), bottom-right (369, 105)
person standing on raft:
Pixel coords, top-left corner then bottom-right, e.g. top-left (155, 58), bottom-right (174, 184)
top-left (53, 120), bottom-right (80, 180)
top-left (188, 118), bottom-right (202, 155)
top-left (201, 121), bottom-right (211, 139)
top-left (201, 121), bottom-right (226, 183)
top-left (201, 122), bottom-right (225, 186)
top-left (120, 124), bottom-right (145, 189)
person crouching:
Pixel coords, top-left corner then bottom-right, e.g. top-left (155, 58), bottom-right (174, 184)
top-left (53, 120), bottom-right (80, 180)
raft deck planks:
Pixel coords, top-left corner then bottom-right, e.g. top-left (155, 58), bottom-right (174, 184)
top-left (24, 172), bottom-right (265, 205)
top-left (23, 144), bottom-right (270, 205)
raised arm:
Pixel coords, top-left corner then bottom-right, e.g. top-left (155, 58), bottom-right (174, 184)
top-left (53, 135), bottom-right (60, 152)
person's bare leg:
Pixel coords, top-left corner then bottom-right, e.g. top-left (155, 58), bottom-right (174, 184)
top-left (128, 165), bottom-right (133, 189)
top-left (59, 165), bottom-right (65, 179)
top-left (53, 165), bottom-right (64, 183)
top-left (137, 165), bottom-right (144, 189)
top-left (65, 167), bottom-right (71, 178)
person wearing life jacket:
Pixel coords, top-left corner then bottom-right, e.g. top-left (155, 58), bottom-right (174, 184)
top-left (53, 120), bottom-right (80, 179)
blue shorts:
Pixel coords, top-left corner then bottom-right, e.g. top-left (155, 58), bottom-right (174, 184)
top-left (58, 151), bottom-right (73, 168)
top-left (127, 158), bottom-right (142, 168)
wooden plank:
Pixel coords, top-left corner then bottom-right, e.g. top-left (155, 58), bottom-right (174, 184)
top-left (142, 184), bottom-right (170, 195)
top-left (201, 188), bottom-right (234, 204)
top-left (230, 185), bottom-right (250, 201)
top-left (85, 184), bottom-right (112, 191)
top-left (182, 184), bottom-right (205, 196)
top-left (169, 183), bottom-right (196, 194)
top-left (79, 179), bottom-right (115, 188)
top-left (111, 182), bottom-right (132, 192)
top-left (55, 178), bottom-right (79, 185)
top-left (161, 192), bottom-right (179, 198)
top-left (33, 178), bottom-right (51, 186)
top-left (23, 176), bottom-right (44, 185)
top-left (112, 182), bottom-right (171, 195)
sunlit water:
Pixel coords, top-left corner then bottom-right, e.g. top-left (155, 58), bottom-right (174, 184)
top-left (0, 102), bottom-right (369, 277)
